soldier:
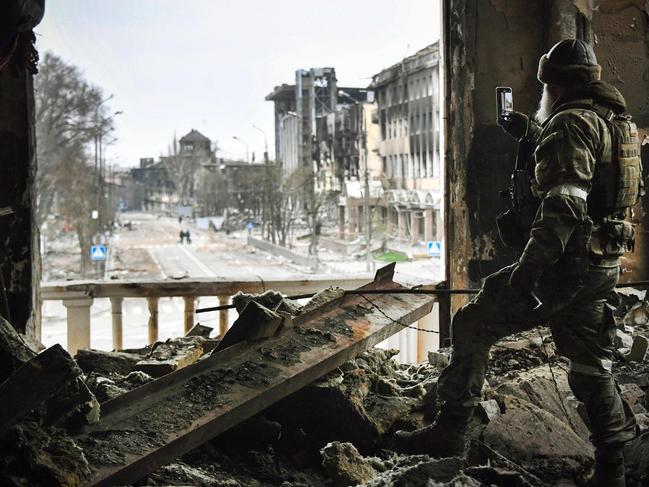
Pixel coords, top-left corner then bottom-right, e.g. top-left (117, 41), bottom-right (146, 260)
top-left (394, 39), bottom-right (642, 487)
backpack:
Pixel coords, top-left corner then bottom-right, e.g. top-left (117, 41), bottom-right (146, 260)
top-left (587, 105), bottom-right (644, 219)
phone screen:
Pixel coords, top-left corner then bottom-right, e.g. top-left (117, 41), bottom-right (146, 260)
top-left (496, 87), bottom-right (513, 120)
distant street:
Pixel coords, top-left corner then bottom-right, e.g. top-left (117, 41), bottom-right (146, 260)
top-left (109, 212), bottom-right (314, 281)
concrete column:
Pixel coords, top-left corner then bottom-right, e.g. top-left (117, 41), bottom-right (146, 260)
top-left (218, 295), bottom-right (230, 337)
top-left (63, 297), bottom-right (93, 355)
top-left (338, 206), bottom-right (345, 240)
top-left (348, 205), bottom-right (357, 240)
top-left (110, 297), bottom-right (123, 351)
top-left (183, 296), bottom-right (195, 335)
top-left (147, 297), bottom-right (159, 344)
top-left (358, 206), bottom-right (364, 236)
top-left (424, 208), bottom-right (434, 242)
top-left (410, 210), bottom-right (419, 245)
top-left (397, 210), bottom-right (406, 241)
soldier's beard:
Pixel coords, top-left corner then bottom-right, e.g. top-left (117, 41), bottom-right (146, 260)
top-left (535, 84), bottom-right (557, 123)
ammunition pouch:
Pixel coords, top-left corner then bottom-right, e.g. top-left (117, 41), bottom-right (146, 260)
top-left (591, 219), bottom-right (635, 258)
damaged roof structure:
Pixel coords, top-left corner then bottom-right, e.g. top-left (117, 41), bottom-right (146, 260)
top-left (1, 1), bottom-right (649, 486)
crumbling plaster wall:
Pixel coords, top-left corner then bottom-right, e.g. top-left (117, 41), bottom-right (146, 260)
top-left (444, 0), bottom-right (649, 318)
top-left (0, 64), bottom-right (40, 337)
top-left (591, 1), bottom-right (649, 281)
top-left (444, 0), bottom-right (551, 313)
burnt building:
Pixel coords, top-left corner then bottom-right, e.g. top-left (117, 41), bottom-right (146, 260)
top-left (266, 68), bottom-right (372, 177)
top-left (369, 42), bottom-right (443, 246)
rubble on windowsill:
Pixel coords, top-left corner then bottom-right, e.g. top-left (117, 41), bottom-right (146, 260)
top-left (1, 289), bottom-right (648, 486)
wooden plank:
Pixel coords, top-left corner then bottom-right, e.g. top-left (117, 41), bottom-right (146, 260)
top-left (0, 344), bottom-right (81, 433)
top-left (75, 269), bottom-right (434, 486)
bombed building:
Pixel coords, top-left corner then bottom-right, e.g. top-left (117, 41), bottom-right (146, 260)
top-left (1, 1), bottom-right (649, 487)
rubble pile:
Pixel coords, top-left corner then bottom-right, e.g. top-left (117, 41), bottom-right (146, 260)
top-left (0, 289), bottom-right (647, 486)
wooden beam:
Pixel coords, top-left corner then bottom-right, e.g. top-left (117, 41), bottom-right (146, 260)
top-left (75, 268), bottom-right (434, 486)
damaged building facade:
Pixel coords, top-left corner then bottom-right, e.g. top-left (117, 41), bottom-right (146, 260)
top-left (369, 42), bottom-right (443, 246)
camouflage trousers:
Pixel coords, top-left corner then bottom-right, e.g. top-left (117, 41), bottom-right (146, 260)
top-left (437, 263), bottom-right (637, 448)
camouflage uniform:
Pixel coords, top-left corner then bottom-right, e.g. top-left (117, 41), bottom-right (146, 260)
top-left (437, 80), bottom-right (638, 449)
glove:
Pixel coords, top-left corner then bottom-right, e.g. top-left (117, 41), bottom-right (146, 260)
top-left (498, 111), bottom-right (529, 140)
top-left (509, 263), bottom-right (539, 294)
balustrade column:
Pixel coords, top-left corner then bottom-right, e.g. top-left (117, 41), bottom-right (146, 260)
top-left (218, 295), bottom-right (231, 337)
top-left (183, 296), bottom-right (195, 335)
top-left (111, 297), bottom-right (123, 351)
top-left (147, 297), bottom-right (159, 344)
top-left (63, 297), bottom-right (93, 356)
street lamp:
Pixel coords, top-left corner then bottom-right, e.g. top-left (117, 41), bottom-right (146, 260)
top-left (232, 136), bottom-right (250, 163)
top-left (252, 125), bottom-right (269, 163)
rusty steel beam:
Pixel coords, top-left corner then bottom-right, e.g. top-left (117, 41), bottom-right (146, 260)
top-left (75, 263), bottom-right (435, 486)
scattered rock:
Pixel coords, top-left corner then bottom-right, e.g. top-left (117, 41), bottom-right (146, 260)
top-left (476, 399), bottom-right (501, 423)
top-left (615, 329), bottom-right (634, 349)
top-left (428, 350), bottom-right (450, 368)
top-left (185, 323), bottom-right (213, 338)
top-left (321, 442), bottom-right (376, 486)
top-left (75, 349), bottom-right (141, 376)
top-left (302, 287), bottom-right (345, 314)
top-left (136, 336), bottom-right (208, 377)
top-left (479, 395), bottom-right (593, 482)
top-left (627, 335), bottom-right (648, 363)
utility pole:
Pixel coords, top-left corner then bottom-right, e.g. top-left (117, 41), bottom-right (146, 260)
top-left (364, 167), bottom-right (371, 272)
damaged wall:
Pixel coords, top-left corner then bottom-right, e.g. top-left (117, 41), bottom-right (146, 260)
top-left (0, 63), bottom-right (40, 338)
top-left (443, 0), bottom-right (551, 315)
top-left (0, 3), bottom-right (42, 337)
top-left (444, 0), bottom-right (649, 318)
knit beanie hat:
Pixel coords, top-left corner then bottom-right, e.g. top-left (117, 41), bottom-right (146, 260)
top-left (538, 39), bottom-right (601, 86)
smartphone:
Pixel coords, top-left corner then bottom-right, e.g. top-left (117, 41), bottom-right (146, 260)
top-left (496, 87), bottom-right (513, 122)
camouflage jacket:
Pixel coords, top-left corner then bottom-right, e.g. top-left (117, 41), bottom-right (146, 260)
top-left (518, 81), bottom-right (628, 279)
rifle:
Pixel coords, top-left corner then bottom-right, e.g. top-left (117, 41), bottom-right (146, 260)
top-left (496, 137), bottom-right (539, 248)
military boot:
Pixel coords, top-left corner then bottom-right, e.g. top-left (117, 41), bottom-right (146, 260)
top-left (392, 405), bottom-right (473, 457)
top-left (589, 446), bottom-right (625, 487)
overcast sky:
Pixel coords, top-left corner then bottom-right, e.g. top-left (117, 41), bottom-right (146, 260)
top-left (37, 1), bottom-right (440, 167)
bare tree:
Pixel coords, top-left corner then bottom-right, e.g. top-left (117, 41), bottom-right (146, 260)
top-left (34, 51), bottom-right (115, 275)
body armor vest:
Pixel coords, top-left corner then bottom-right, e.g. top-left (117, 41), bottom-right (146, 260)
top-left (558, 101), bottom-right (644, 258)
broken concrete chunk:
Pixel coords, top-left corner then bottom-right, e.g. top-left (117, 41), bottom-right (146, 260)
top-left (627, 335), bottom-right (648, 363)
top-left (185, 323), bottom-right (213, 338)
top-left (231, 289), bottom-right (304, 317)
top-left (480, 395), bottom-right (593, 482)
top-left (216, 301), bottom-right (283, 352)
top-left (321, 442), bottom-right (377, 487)
top-left (302, 286), bottom-right (345, 314)
top-left (476, 399), bottom-right (501, 423)
top-left (0, 420), bottom-right (91, 487)
top-left (428, 350), bottom-right (450, 368)
top-left (136, 337), bottom-right (206, 378)
top-left (75, 348), bottom-right (141, 376)
top-left (614, 329), bottom-right (634, 349)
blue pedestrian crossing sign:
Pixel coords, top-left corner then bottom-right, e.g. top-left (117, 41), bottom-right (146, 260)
top-left (427, 241), bottom-right (442, 257)
top-left (90, 244), bottom-right (106, 262)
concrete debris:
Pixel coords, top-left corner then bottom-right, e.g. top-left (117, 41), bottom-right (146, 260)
top-left (136, 336), bottom-right (212, 377)
top-left (184, 323), bottom-right (213, 338)
top-left (2, 287), bottom-right (649, 486)
top-left (302, 286), bottom-right (346, 314)
top-left (627, 335), bottom-right (648, 363)
top-left (231, 289), bottom-right (303, 316)
top-left (321, 442), bottom-right (377, 486)
top-left (475, 399), bottom-right (501, 424)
